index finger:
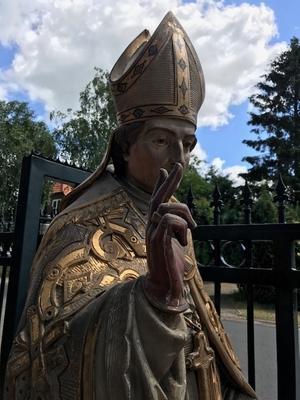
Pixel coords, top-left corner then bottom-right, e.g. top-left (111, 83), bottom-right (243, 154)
top-left (149, 163), bottom-right (183, 215)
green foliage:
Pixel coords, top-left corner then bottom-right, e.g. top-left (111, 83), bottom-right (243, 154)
top-left (0, 100), bottom-right (56, 215)
top-left (51, 67), bottom-right (117, 171)
top-left (177, 157), bottom-right (213, 224)
top-left (242, 37), bottom-right (300, 193)
top-left (252, 186), bottom-right (277, 223)
top-left (286, 203), bottom-right (300, 223)
top-left (177, 164), bottom-right (211, 202)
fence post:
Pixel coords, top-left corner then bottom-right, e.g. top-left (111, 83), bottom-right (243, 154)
top-left (211, 183), bottom-right (223, 314)
top-left (186, 185), bottom-right (196, 219)
top-left (274, 174), bottom-right (288, 224)
top-left (0, 155), bottom-right (43, 389)
top-left (274, 239), bottom-right (299, 400)
top-left (241, 181), bottom-right (255, 389)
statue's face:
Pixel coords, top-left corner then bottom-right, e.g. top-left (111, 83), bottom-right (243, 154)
top-left (125, 118), bottom-right (196, 193)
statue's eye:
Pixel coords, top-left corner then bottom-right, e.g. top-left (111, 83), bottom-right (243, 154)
top-left (154, 137), bottom-right (168, 146)
top-left (183, 141), bottom-right (193, 150)
top-left (183, 139), bottom-right (196, 151)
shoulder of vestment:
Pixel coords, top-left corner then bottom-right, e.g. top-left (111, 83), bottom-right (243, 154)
top-left (29, 172), bottom-right (148, 323)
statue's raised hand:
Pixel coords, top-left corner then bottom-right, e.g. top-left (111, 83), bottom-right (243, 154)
top-left (142, 163), bottom-right (197, 313)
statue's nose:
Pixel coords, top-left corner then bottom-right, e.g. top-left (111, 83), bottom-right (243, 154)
top-left (170, 142), bottom-right (185, 167)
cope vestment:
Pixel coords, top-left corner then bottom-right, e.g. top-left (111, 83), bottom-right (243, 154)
top-left (5, 170), bottom-right (256, 400)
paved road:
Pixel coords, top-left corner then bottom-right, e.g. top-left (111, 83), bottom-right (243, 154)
top-left (223, 319), bottom-right (299, 400)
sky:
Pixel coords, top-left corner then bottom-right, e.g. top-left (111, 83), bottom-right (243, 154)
top-left (0, 0), bottom-right (299, 185)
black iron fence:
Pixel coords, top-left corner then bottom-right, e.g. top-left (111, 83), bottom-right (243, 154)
top-left (188, 177), bottom-right (300, 399)
top-left (0, 154), bottom-right (299, 399)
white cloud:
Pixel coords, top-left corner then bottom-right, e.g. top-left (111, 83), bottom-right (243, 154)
top-left (191, 142), bottom-right (207, 161)
top-left (211, 157), bottom-right (247, 186)
top-left (0, 0), bottom-right (286, 127)
top-left (188, 152), bottom-right (247, 185)
top-left (223, 164), bottom-right (247, 187)
top-left (211, 156), bottom-right (225, 172)
top-left (190, 141), bottom-right (209, 176)
top-left (0, 85), bottom-right (7, 100)
top-left (0, 75), bottom-right (7, 100)
top-left (0, 68), bottom-right (10, 100)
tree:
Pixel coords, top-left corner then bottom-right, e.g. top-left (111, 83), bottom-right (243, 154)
top-left (205, 166), bottom-right (242, 224)
top-left (252, 186), bottom-right (277, 223)
top-left (176, 157), bottom-right (213, 224)
top-left (0, 100), bottom-right (56, 216)
top-left (242, 37), bottom-right (300, 193)
top-left (51, 68), bottom-right (117, 171)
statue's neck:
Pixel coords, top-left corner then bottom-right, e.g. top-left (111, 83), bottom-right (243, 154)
top-left (116, 175), bottom-right (151, 216)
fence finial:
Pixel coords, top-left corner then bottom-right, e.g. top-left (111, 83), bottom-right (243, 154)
top-left (241, 181), bottom-right (253, 224)
top-left (211, 183), bottom-right (223, 225)
top-left (274, 174), bottom-right (289, 223)
top-left (186, 184), bottom-right (195, 217)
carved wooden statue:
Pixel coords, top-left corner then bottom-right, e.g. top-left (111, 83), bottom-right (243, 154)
top-left (4, 11), bottom-right (257, 400)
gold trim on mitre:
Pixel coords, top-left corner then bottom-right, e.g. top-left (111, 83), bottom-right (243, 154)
top-left (110, 11), bottom-right (205, 128)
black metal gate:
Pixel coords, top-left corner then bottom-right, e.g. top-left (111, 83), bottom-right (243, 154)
top-left (193, 224), bottom-right (300, 399)
top-left (189, 178), bottom-right (300, 400)
top-left (0, 154), bottom-right (91, 389)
